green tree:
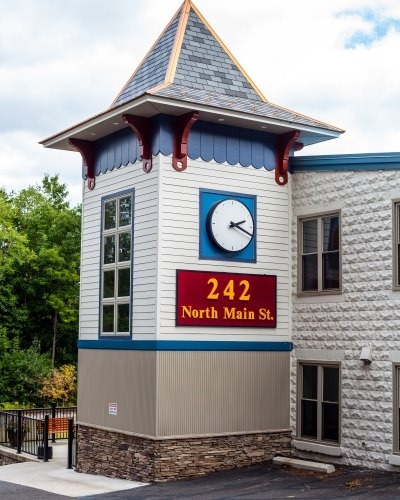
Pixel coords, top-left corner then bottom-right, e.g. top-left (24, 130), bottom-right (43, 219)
top-left (0, 191), bottom-right (34, 335)
top-left (0, 327), bottom-right (52, 407)
top-left (0, 175), bottom-right (81, 365)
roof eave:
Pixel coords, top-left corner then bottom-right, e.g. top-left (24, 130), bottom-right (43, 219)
top-left (40, 93), bottom-right (343, 151)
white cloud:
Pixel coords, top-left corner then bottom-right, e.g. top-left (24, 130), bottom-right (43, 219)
top-left (0, 131), bottom-right (82, 204)
top-left (1, 0), bottom-right (400, 203)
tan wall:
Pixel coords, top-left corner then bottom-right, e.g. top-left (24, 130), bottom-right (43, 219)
top-left (78, 349), bottom-right (290, 438)
top-left (157, 350), bottom-right (290, 437)
top-left (77, 349), bottom-right (157, 436)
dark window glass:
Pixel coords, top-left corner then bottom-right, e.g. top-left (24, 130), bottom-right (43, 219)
top-left (117, 304), bottom-right (130, 332)
top-left (323, 367), bottom-right (339, 402)
top-left (398, 206), bottom-right (400, 236)
top-left (301, 400), bottom-right (317, 438)
top-left (322, 402), bottom-right (339, 441)
top-left (119, 233), bottom-right (131, 262)
top-left (103, 270), bottom-right (115, 298)
top-left (302, 365), bottom-right (318, 399)
top-left (300, 214), bottom-right (340, 293)
top-left (104, 235), bottom-right (116, 264)
top-left (118, 268), bottom-right (130, 297)
top-left (398, 206), bottom-right (400, 286)
top-left (302, 219), bottom-right (318, 253)
top-left (398, 246), bottom-right (400, 286)
top-left (323, 216), bottom-right (339, 251)
top-left (101, 193), bottom-right (132, 336)
top-left (302, 254), bottom-right (318, 291)
top-left (104, 200), bottom-right (116, 230)
top-left (398, 408), bottom-right (400, 450)
top-left (119, 196), bottom-right (132, 227)
top-left (322, 252), bottom-right (339, 289)
top-left (103, 305), bottom-right (114, 332)
top-left (300, 364), bottom-right (339, 443)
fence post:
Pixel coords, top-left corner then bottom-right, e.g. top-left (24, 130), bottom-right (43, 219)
top-left (67, 418), bottom-right (74, 469)
top-left (16, 410), bottom-right (22, 454)
top-left (51, 402), bottom-right (56, 443)
top-left (44, 415), bottom-right (49, 462)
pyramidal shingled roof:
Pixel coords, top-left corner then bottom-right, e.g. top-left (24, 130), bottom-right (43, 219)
top-left (111, 0), bottom-right (266, 108)
top-left (40, 0), bottom-right (344, 153)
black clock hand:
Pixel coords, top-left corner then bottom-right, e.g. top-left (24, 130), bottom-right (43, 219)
top-left (229, 221), bottom-right (253, 237)
top-left (230, 220), bottom-right (246, 227)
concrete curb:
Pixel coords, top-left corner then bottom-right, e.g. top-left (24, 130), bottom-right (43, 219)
top-left (273, 456), bottom-right (335, 474)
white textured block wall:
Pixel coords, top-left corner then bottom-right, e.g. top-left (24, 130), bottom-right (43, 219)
top-left (291, 169), bottom-right (400, 469)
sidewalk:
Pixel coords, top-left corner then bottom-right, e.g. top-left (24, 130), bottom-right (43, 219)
top-left (0, 442), bottom-right (145, 498)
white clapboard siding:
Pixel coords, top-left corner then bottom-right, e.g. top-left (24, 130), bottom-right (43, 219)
top-left (156, 154), bottom-right (291, 342)
top-left (79, 152), bottom-right (291, 342)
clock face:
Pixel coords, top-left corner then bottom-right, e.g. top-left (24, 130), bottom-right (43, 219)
top-left (207, 199), bottom-right (254, 252)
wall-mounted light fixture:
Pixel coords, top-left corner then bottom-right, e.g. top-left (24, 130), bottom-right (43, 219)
top-left (360, 346), bottom-right (372, 365)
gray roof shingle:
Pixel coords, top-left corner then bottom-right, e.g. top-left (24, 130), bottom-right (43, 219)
top-left (112, 1), bottom-right (265, 108)
top-left (109, 1), bottom-right (342, 135)
top-left (173, 10), bottom-right (261, 101)
top-left (153, 84), bottom-right (343, 131)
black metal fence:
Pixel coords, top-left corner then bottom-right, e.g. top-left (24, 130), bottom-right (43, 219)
top-left (0, 405), bottom-right (77, 466)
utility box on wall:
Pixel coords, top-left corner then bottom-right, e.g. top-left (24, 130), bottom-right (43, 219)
top-left (41, 0), bottom-right (343, 482)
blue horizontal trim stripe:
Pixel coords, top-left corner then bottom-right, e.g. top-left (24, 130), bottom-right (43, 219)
top-left (78, 340), bottom-right (293, 352)
top-left (291, 152), bottom-right (400, 172)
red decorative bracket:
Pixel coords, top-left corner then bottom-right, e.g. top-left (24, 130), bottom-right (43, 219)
top-left (122, 115), bottom-right (152, 172)
top-left (173, 111), bottom-right (199, 171)
top-left (69, 138), bottom-right (96, 190)
top-left (275, 131), bottom-right (303, 186)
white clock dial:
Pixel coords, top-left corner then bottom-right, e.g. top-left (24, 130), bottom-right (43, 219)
top-left (207, 198), bottom-right (254, 252)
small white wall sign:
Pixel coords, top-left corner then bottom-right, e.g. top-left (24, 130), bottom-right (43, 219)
top-left (108, 402), bottom-right (118, 415)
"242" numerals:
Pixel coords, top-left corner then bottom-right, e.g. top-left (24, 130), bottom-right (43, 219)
top-left (207, 278), bottom-right (250, 301)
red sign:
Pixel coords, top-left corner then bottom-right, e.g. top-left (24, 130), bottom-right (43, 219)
top-left (176, 270), bottom-right (277, 328)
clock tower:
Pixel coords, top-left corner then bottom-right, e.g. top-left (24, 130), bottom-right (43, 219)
top-left (41, 0), bottom-right (343, 482)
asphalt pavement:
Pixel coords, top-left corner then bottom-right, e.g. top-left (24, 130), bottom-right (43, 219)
top-left (2, 443), bottom-right (400, 499)
top-left (89, 463), bottom-right (400, 499)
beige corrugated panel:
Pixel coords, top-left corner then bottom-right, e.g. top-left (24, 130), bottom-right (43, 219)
top-left (77, 349), bottom-right (157, 436)
top-left (156, 350), bottom-right (290, 437)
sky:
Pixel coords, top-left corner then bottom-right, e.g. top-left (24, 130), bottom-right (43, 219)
top-left (1, 0), bottom-right (399, 206)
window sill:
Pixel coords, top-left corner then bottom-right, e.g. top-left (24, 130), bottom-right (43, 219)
top-left (295, 293), bottom-right (344, 304)
top-left (292, 439), bottom-right (342, 457)
top-left (388, 454), bottom-right (400, 466)
top-left (297, 290), bottom-right (342, 298)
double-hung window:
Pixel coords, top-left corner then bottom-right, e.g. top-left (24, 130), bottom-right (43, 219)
top-left (298, 362), bottom-right (340, 444)
top-left (101, 192), bottom-right (133, 336)
top-left (394, 365), bottom-right (400, 452)
top-left (299, 212), bottom-right (341, 293)
top-left (394, 202), bottom-right (400, 289)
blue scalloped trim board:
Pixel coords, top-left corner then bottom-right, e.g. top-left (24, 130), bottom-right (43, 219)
top-left (91, 115), bottom-right (277, 177)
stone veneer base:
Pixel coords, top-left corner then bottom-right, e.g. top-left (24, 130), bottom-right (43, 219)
top-left (0, 448), bottom-right (31, 466)
top-left (76, 425), bottom-right (291, 482)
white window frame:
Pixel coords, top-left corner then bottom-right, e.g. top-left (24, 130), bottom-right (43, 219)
top-left (100, 191), bottom-right (133, 337)
top-left (297, 361), bottom-right (341, 445)
top-left (298, 211), bottom-right (341, 295)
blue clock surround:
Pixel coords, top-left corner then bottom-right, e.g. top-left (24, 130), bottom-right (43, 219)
top-left (199, 189), bottom-right (257, 262)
